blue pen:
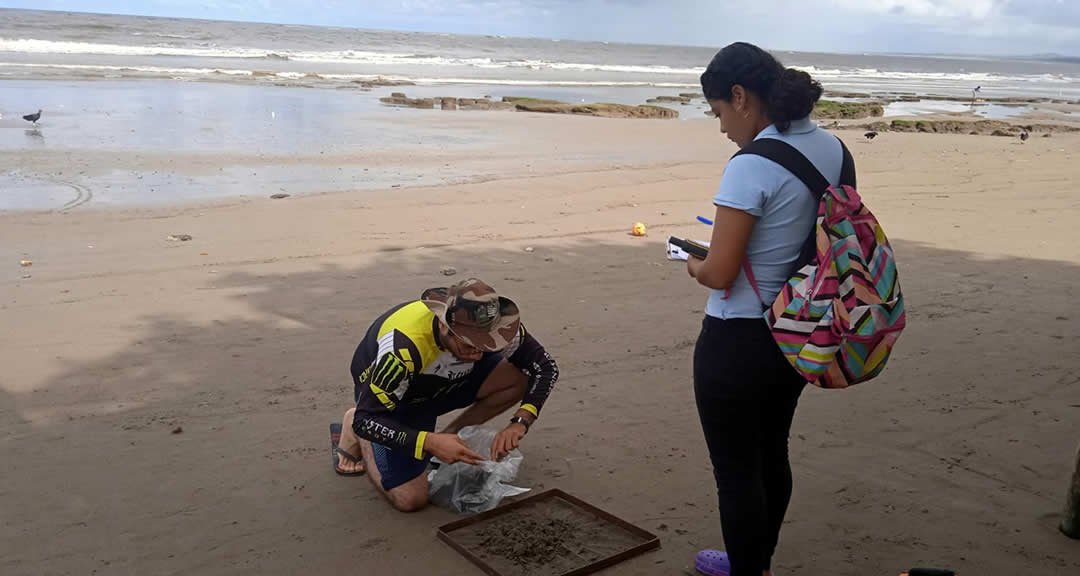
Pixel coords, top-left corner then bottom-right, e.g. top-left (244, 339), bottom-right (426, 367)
top-left (697, 216), bottom-right (714, 226)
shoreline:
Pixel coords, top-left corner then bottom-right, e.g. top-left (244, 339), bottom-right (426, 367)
top-left (4, 76), bottom-right (1080, 212)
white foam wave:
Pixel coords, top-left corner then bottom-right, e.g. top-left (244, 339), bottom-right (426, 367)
top-left (131, 32), bottom-right (199, 40)
top-left (0, 37), bottom-right (703, 75)
top-left (7, 38), bottom-right (1075, 87)
top-left (3, 59), bottom-right (1076, 93)
top-left (0, 38), bottom-right (270, 59)
top-left (0, 62), bottom-right (255, 76)
top-left (0, 61), bottom-right (700, 87)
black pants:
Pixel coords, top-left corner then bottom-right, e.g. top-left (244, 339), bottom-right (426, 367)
top-left (693, 316), bottom-right (806, 575)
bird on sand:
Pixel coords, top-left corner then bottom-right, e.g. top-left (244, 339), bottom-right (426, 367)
top-left (864, 131), bottom-right (878, 141)
top-left (22, 109), bottom-right (42, 126)
top-left (1020, 132), bottom-right (1030, 143)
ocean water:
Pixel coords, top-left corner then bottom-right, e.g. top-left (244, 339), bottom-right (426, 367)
top-left (3, 8), bottom-right (1080, 101)
top-left (2, 8), bottom-right (1079, 211)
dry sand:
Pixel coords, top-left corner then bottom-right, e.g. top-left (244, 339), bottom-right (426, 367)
top-left (2, 113), bottom-right (1079, 575)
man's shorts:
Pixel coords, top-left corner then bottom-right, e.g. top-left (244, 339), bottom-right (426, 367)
top-left (369, 353), bottom-right (502, 491)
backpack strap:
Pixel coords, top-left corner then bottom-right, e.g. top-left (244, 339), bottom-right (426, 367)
top-left (735, 138), bottom-right (829, 197)
top-left (838, 139), bottom-right (856, 188)
top-left (730, 136), bottom-right (856, 306)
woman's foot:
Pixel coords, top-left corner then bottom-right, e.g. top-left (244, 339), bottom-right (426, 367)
top-left (695, 550), bottom-right (730, 576)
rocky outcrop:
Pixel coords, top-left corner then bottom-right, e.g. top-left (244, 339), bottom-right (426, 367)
top-left (853, 119), bottom-right (1080, 136)
top-left (379, 94), bottom-right (435, 109)
top-left (511, 100), bottom-right (679, 119)
top-left (647, 95), bottom-right (692, 104)
top-left (352, 78), bottom-right (415, 88)
top-left (813, 100), bottom-right (885, 120)
top-left (458, 98), bottom-right (515, 110)
top-left (824, 90), bottom-right (872, 99)
top-left (378, 93), bottom-right (678, 118)
top-left (501, 97), bottom-right (562, 105)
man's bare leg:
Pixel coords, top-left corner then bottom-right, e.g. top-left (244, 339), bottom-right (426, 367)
top-left (356, 436), bottom-right (429, 512)
top-left (336, 408), bottom-right (365, 474)
top-left (338, 408), bottom-right (429, 511)
top-left (442, 360), bottom-right (527, 435)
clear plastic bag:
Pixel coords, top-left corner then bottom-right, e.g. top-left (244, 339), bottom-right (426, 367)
top-left (427, 425), bottom-right (530, 514)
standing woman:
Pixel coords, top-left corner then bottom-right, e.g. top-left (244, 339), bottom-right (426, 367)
top-left (686, 42), bottom-right (846, 576)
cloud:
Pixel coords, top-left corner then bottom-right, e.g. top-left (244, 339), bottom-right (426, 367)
top-left (6, 0), bottom-right (1080, 55)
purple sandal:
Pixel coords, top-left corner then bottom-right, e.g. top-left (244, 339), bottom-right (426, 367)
top-left (695, 549), bottom-right (731, 576)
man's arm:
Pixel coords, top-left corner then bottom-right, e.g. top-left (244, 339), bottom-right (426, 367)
top-left (352, 351), bottom-right (428, 461)
top-left (505, 325), bottom-right (559, 419)
top-left (489, 325), bottom-right (558, 460)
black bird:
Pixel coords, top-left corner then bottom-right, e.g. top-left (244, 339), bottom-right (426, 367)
top-left (1020, 132), bottom-right (1030, 143)
top-left (22, 109), bottom-right (41, 126)
top-left (864, 130), bottom-right (878, 141)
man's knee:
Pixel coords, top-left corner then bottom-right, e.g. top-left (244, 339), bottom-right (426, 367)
top-left (495, 360), bottom-right (527, 389)
top-left (388, 487), bottom-right (428, 512)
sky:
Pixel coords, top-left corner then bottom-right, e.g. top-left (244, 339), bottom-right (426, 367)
top-left (3, 0), bottom-right (1079, 56)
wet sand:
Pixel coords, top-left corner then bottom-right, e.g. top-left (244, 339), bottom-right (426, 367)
top-left (2, 107), bottom-right (1080, 575)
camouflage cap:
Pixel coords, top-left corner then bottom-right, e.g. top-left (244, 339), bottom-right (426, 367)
top-left (421, 278), bottom-right (521, 352)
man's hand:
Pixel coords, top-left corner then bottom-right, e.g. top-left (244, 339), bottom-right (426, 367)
top-left (491, 422), bottom-right (527, 461)
top-left (423, 433), bottom-right (484, 465)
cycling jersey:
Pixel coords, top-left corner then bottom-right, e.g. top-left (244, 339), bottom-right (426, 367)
top-left (350, 300), bottom-right (558, 460)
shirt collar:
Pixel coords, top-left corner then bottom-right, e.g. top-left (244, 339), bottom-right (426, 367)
top-left (756, 117), bottom-right (816, 139)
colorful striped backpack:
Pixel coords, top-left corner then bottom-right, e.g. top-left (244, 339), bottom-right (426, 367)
top-left (736, 138), bottom-right (906, 389)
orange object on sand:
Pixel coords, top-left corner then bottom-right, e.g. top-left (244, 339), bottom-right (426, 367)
top-left (631, 222), bottom-right (647, 236)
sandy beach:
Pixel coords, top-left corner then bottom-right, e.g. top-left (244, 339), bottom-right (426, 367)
top-left (3, 103), bottom-right (1080, 575)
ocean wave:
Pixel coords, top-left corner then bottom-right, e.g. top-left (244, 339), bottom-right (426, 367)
top-left (2, 44), bottom-right (1078, 97)
top-left (0, 37), bottom-right (703, 75)
top-left (2, 60), bottom-right (1076, 92)
top-left (0, 62), bottom-right (256, 76)
top-left (8, 38), bottom-right (1074, 86)
top-left (0, 38), bottom-right (271, 59)
top-left (130, 32), bottom-right (200, 40)
top-left (0, 61), bottom-right (699, 87)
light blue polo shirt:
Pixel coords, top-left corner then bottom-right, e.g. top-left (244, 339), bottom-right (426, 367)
top-left (706, 117), bottom-right (843, 320)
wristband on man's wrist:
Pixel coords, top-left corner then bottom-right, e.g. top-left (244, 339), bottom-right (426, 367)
top-left (510, 416), bottom-right (531, 432)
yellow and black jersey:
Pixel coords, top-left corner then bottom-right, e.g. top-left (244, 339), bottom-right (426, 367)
top-left (350, 300), bottom-right (558, 460)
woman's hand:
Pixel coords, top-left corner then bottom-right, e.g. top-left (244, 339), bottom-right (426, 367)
top-left (686, 254), bottom-right (705, 278)
top-left (690, 206), bottom-right (756, 290)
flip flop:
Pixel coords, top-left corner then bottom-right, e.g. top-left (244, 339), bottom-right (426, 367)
top-left (695, 549), bottom-right (730, 576)
top-left (330, 422), bottom-right (365, 476)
